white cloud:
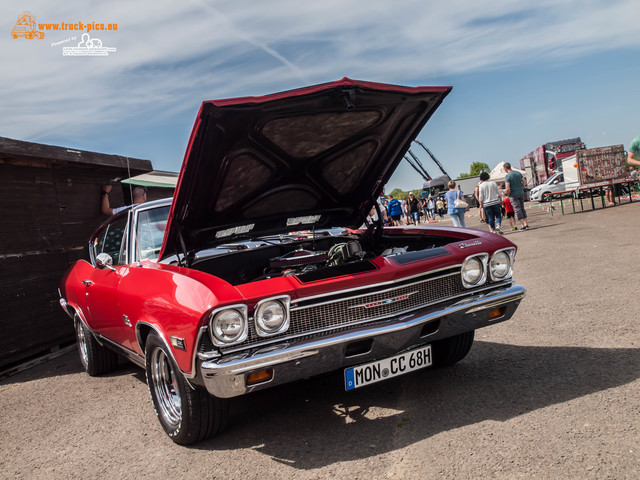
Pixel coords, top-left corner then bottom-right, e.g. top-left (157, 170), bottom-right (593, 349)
top-left (1, 0), bottom-right (639, 148)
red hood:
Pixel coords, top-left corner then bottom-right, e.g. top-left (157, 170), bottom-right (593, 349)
top-left (159, 78), bottom-right (451, 261)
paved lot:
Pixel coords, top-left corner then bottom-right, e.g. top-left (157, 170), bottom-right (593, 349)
top-left (1, 201), bottom-right (639, 479)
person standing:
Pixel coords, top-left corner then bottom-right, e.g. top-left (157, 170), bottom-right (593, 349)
top-left (630, 166), bottom-right (639, 191)
top-left (503, 163), bottom-right (529, 230)
top-left (627, 134), bottom-right (640, 167)
top-left (101, 184), bottom-right (147, 216)
top-left (501, 185), bottom-right (517, 230)
top-left (477, 172), bottom-right (503, 234)
top-left (408, 192), bottom-right (420, 225)
top-left (436, 196), bottom-right (445, 219)
top-left (401, 196), bottom-right (410, 225)
top-left (387, 195), bottom-right (403, 226)
top-left (474, 182), bottom-right (486, 223)
top-left (444, 181), bottom-right (467, 228)
top-left (427, 196), bottom-right (436, 220)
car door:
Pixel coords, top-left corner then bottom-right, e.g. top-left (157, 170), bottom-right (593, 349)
top-left (84, 213), bottom-right (135, 349)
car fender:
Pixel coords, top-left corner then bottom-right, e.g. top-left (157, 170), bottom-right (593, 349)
top-left (118, 264), bottom-right (242, 375)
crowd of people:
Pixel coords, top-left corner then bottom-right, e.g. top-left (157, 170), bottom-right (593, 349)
top-left (376, 191), bottom-right (449, 227)
top-left (376, 163), bottom-right (530, 234)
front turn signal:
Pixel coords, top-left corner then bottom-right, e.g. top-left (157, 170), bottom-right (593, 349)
top-left (246, 369), bottom-right (274, 386)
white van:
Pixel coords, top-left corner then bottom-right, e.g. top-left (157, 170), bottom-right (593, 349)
top-left (529, 155), bottom-right (581, 202)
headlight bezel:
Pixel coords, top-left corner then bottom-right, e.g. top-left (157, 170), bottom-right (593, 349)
top-left (254, 296), bottom-right (291, 337)
top-left (208, 304), bottom-right (248, 346)
top-left (489, 247), bottom-right (515, 281)
top-left (461, 253), bottom-right (488, 288)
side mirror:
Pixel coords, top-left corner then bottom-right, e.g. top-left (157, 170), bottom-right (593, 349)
top-left (96, 252), bottom-right (116, 271)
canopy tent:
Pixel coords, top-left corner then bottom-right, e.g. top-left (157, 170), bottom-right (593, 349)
top-left (121, 170), bottom-right (178, 188)
top-left (489, 162), bottom-right (525, 183)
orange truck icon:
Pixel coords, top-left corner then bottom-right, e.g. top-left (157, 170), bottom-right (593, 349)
top-left (11, 12), bottom-right (44, 39)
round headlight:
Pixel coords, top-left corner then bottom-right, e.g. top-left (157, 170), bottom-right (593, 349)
top-left (211, 308), bottom-right (247, 344)
top-left (461, 256), bottom-right (486, 287)
top-left (255, 299), bottom-right (289, 336)
top-left (490, 251), bottom-right (512, 280)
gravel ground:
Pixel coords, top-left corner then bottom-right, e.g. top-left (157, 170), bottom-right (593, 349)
top-left (1, 200), bottom-right (639, 479)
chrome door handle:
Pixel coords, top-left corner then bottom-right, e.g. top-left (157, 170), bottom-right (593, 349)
top-left (81, 280), bottom-right (94, 287)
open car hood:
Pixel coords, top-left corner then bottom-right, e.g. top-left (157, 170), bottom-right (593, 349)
top-left (159, 78), bottom-right (451, 261)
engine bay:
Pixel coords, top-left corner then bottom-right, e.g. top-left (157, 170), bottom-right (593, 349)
top-left (186, 228), bottom-right (473, 286)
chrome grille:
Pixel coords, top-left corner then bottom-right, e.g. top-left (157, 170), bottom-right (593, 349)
top-left (291, 272), bottom-right (461, 331)
top-left (222, 270), bottom-right (467, 352)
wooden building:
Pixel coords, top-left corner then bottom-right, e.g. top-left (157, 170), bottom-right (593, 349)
top-left (0, 136), bottom-right (174, 370)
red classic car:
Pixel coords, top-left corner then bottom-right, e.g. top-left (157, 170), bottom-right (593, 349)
top-left (59, 78), bottom-right (526, 444)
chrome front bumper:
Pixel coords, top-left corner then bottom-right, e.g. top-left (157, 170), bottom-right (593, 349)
top-left (200, 283), bottom-right (526, 398)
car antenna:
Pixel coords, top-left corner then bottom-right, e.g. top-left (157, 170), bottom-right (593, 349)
top-left (126, 156), bottom-right (133, 204)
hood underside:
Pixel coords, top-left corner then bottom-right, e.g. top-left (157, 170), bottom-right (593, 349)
top-left (160, 78), bottom-right (451, 261)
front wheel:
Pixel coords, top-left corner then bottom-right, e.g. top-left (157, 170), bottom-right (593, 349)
top-left (74, 314), bottom-right (118, 376)
top-left (145, 333), bottom-right (228, 444)
top-left (432, 331), bottom-right (475, 367)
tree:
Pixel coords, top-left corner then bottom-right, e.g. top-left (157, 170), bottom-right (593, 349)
top-left (459, 162), bottom-right (490, 178)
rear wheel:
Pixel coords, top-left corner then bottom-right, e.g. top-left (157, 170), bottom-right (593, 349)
top-left (432, 331), bottom-right (475, 367)
top-left (74, 314), bottom-right (118, 376)
top-left (144, 333), bottom-right (228, 444)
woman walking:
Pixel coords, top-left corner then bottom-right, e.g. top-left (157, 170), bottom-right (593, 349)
top-left (444, 180), bottom-right (467, 227)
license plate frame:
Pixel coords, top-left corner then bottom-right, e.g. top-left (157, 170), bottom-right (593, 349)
top-left (344, 344), bottom-right (432, 391)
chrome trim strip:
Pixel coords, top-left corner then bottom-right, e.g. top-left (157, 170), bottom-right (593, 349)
top-left (465, 291), bottom-right (526, 313)
top-left (289, 264), bottom-right (463, 306)
top-left (291, 271), bottom-right (459, 311)
top-left (194, 326), bottom-right (218, 363)
top-left (59, 298), bottom-right (73, 319)
top-left (96, 334), bottom-right (146, 368)
top-left (135, 321), bottom-right (197, 380)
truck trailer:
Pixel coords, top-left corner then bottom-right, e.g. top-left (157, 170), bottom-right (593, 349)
top-left (529, 144), bottom-right (628, 202)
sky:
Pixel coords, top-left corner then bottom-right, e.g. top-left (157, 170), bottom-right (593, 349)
top-left (2, 0), bottom-right (639, 191)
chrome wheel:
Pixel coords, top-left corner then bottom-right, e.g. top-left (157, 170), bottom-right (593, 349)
top-left (149, 347), bottom-right (182, 427)
top-left (75, 318), bottom-right (89, 368)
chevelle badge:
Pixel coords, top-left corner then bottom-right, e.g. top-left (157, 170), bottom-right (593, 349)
top-left (350, 292), bottom-right (416, 309)
top-left (459, 241), bottom-right (483, 249)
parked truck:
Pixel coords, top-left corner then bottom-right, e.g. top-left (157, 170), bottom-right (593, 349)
top-left (529, 144), bottom-right (628, 202)
top-left (519, 138), bottom-right (586, 189)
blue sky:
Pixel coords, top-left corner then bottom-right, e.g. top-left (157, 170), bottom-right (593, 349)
top-left (2, 0), bottom-right (639, 191)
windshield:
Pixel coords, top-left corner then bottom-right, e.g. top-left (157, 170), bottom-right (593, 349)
top-left (542, 173), bottom-right (562, 185)
top-left (136, 206), bottom-right (170, 261)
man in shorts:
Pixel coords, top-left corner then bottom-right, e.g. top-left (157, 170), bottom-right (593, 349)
top-left (503, 163), bottom-right (529, 230)
top-left (386, 195), bottom-right (403, 226)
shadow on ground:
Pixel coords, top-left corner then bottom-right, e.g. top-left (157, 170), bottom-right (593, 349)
top-left (3, 339), bottom-right (637, 470)
top-left (191, 341), bottom-right (640, 469)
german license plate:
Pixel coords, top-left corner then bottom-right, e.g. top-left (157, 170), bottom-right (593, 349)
top-left (344, 345), bottom-right (432, 391)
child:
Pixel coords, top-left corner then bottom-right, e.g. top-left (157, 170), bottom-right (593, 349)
top-left (503, 195), bottom-right (516, 230)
